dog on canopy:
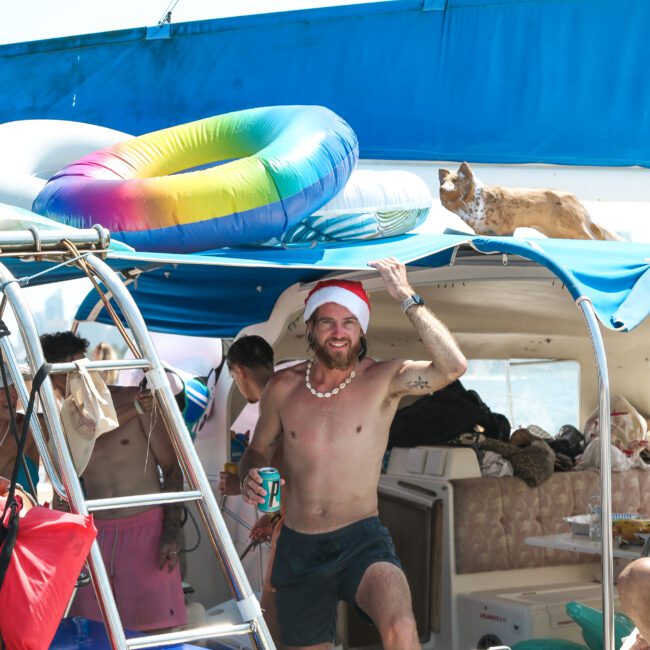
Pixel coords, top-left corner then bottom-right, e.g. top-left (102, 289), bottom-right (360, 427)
top-left (439, 162), bottom-right (622, 241)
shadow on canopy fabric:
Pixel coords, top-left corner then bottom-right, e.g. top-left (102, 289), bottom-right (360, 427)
top-left (64, 235), bottom-right (650, 338)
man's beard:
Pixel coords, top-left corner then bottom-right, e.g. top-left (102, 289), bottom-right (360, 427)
top-left (312, 337), bottom-right (361, 370)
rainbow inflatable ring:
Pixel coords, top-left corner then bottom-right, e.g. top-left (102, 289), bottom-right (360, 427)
top-left (32, 106), bottom-right (358, 253)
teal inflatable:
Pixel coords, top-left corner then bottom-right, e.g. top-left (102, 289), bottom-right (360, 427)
top-left (510, 601), bottom-right (636, 650)
top-left (566, 601), bottom-right (635, 650)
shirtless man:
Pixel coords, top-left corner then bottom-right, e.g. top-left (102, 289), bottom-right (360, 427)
top-left (41, 331), bottom-right (187, 632)
top-left (618, 558), bottom-right (650, 649)
top-left (219, 335), bottom-right (277, 497)
top-left (219, 335), bottom-right (283, 644)
top-left (240, 258), bottom-right (467, 649)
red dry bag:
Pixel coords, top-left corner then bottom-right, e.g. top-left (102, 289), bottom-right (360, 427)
top-left (0, 503), bottom-right (96, 650)
top-left (0, 361), bottom-right (96, 649)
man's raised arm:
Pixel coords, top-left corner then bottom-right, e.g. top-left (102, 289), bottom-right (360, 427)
top-left (239, 378), bottom-right (284, 506)
top-left (368, 257), bottom-right (467, 397)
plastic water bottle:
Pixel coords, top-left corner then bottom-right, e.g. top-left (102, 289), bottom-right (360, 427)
top-left (588, 494), bottom-right (602, 542)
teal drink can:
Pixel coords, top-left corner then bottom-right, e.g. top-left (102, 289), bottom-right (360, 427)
top-left (258, 467), bottom-right (281, 513)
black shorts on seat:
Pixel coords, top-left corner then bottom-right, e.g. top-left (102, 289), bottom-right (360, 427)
top-left (270, 516), bottom-right (401, 647)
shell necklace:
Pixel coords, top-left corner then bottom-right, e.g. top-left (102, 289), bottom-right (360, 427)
top-left (305, 359), bottom-right (356, 399)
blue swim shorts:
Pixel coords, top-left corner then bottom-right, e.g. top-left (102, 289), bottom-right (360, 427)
top-left (271, 516), bottom-right (401, 646)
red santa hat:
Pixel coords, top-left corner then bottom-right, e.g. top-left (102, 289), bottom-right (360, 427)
top-left (304, 279), bottom-right (370, 332)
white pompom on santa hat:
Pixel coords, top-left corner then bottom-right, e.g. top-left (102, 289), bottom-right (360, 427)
top-left (304, 279), bottom-right (371, 332)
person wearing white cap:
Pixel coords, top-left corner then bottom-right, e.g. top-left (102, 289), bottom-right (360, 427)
top-left (240, 257), bottom-right (467, 650)
top-left (0, 363), bottom-right (40, 493)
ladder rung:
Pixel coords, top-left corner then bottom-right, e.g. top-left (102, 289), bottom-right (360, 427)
top-left (86, 490), bottom-right (203, 512)
top-left (48, 359), bottom-right (150, 374)
top-left (125, 622), bottom-right (254, 648)
top-left (0, 227), bottom-right (109, 252)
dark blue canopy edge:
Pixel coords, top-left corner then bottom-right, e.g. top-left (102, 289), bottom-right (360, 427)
top-left (12, 235), bottom-right (638, 336)
top-left (2, 0), bottom-right (650, 166)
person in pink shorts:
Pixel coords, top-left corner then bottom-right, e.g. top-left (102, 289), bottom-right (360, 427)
top-left (71, 507), bottom-right (186, 631)
top-left (42, 332), bottom-right (186, 632)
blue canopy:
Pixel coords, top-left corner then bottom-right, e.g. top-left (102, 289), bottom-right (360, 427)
top-left (1, 0), bottom-right (649, 166)
top-left (61, 235), bottom-right (650, 337)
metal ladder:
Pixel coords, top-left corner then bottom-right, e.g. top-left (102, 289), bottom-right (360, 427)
top-left (0, 228), bottom-right (274, 649)
top-left (220, 494), bottom-right (269, 589)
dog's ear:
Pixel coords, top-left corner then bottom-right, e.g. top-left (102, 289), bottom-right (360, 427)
top-left (438, 168), bottom-right (450, 184)
top-left (458, 161), bottom-right (472, 178)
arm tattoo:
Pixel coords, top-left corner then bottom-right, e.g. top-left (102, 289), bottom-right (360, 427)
top-left (405, 375), bottom-right (430, 390)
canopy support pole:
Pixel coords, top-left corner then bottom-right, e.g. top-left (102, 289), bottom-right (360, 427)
top-left (577, 297), bottom-right (614, 650)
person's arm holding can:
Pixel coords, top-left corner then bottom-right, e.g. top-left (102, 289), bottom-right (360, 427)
top-left (239, 378), bottom-right (285, 506)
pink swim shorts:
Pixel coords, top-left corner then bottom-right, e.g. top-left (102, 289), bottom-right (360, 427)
top-left (69, 506), bottom-right (187, 631)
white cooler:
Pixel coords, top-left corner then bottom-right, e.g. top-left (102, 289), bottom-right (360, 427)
top-left (457, 582), bottom-right (618, 649)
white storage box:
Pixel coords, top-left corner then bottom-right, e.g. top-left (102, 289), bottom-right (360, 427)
top-left (457, 582), bottom-right (619, 649)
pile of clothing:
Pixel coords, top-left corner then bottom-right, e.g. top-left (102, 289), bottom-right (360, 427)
top-left (388, 380), bottom-right (588, 487)
top-left (388, 380), bottom-right (510, 449)
top-left (389, 384), bottom-right (650, 487)
top-left (477, 425), bottom-right (583, 487)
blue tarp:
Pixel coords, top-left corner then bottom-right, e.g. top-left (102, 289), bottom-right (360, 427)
top-left (1, 0), bottom-right (649, 166)
top-left (62, 235), bottom-right (650, 336)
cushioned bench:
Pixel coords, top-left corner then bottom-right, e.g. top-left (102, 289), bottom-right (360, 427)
top-left (451, 469), bottom-right (650, 574)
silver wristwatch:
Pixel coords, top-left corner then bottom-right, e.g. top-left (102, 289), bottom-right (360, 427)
top-left (400, 293), bottom-right (425, 313)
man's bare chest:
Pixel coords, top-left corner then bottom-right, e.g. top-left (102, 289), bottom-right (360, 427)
top-left (280, 383), bottom-right (389, 452)
top-left (89, 417), bottom-right (151, 468)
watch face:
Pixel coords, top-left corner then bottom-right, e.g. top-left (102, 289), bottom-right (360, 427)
top-left (413, 294), bottom-right (424, 305)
